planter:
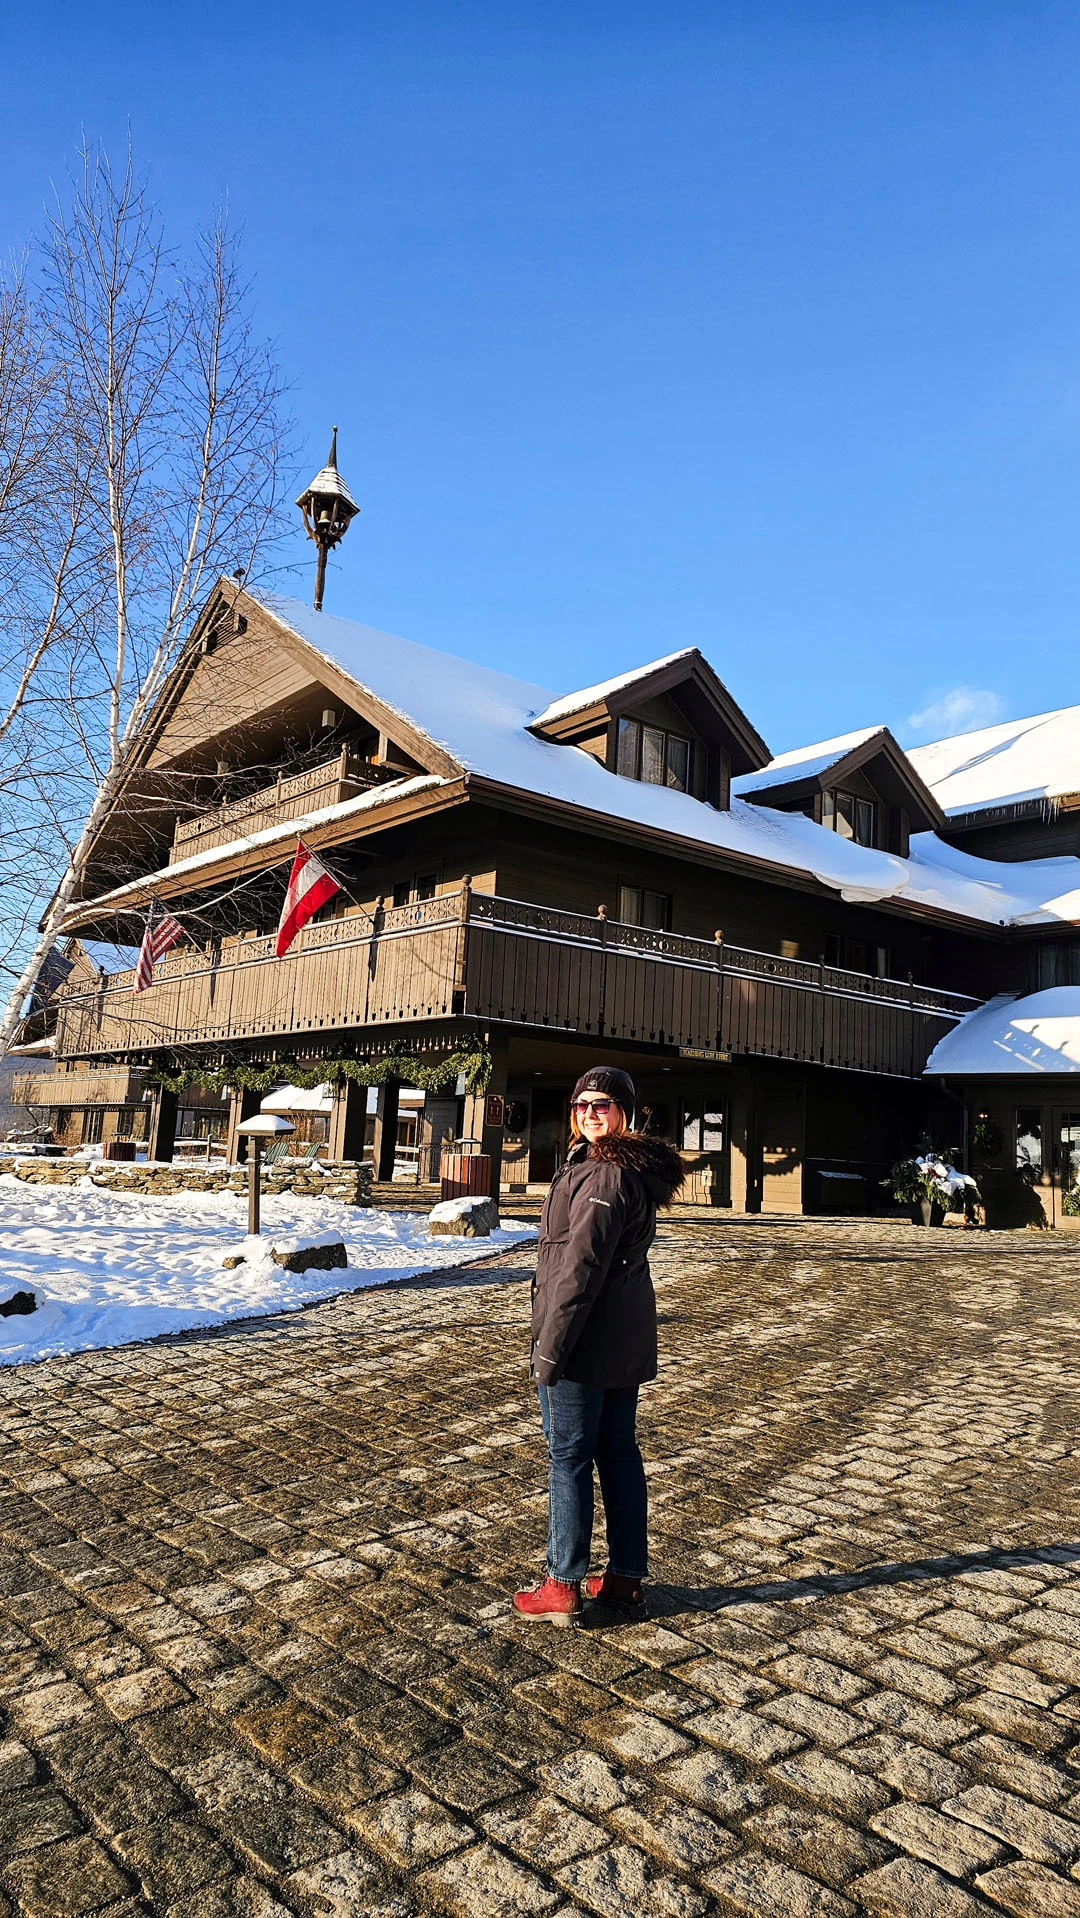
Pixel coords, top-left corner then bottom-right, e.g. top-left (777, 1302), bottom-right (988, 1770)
top-left (912, 1198), bottom-right (947, 1228)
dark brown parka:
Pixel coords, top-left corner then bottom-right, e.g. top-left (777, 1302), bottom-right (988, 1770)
top-left (530, 1133), bottom-right (684, 1389)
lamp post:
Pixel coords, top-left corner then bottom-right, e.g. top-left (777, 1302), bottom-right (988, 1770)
top-left (236, 1114), bottom-right (295, 1237)
top-left (295, 428), bottom-right (360, 611)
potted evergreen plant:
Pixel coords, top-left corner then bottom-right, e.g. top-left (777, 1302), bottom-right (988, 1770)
top-left (883, 1157), bottom-right (945, 1226)
top-left (882, 1153), bottom-right (980, 1226)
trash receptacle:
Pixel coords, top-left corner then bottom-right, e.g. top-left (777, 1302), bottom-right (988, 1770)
top-left (440, 1143), bottom-right (492, 1200)
top-left (102, 1139), bottom-right (137, 1162)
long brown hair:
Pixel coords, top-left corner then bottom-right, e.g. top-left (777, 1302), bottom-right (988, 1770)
top-left (569, 1098), bottom-right (629, 1146)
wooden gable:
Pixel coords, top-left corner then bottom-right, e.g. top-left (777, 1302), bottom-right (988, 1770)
top-left (72, 582), bottom-right (461, 906)
top-left (527, 650), bottom-right (770, 806)
top-left (741, 728), bottom-right (945, 849)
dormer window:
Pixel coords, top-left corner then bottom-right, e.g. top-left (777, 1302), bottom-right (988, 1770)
top-left (823, 789), bottom-right (877, 847)
top-left (617, 717), bottom-right (692, 793)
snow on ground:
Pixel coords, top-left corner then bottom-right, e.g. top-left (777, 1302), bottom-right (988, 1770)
top-left (0, 1177), bottom-right (536, 1367)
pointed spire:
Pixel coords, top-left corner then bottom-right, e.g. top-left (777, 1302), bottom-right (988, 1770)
top-left (296, 427), bottom-right (359, 518)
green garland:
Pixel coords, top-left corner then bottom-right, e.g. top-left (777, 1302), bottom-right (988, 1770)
top-left (149, 1041), bottom-right (491, 1100)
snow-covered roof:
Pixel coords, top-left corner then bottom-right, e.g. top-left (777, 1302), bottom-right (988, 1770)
top-left (734, 727), bottom-right (885, 796)
top-left (69, 590), bottom-right (1080, 939)
top-left (529, 652), bottom-right (696, 729)
top-left (926, 988), bottom-right (1080, 1075)
top-left (260, 1083), bottom-right (333, 1114)
top-left (909, 704), bottom-right (1080, 817)
top-left (257, 594), bottom-right (1080, 930)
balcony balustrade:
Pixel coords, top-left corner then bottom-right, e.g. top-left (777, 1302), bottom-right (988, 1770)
top-left (55, 888), bottom-right (979, 1080)
top-left (11, 1067), bottom-right (148, 1108)
top-left (169, 750), bottom-right (398, 862)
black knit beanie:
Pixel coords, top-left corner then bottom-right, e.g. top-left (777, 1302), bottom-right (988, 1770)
top-left (571, 1067), bottom-right (636, 1129)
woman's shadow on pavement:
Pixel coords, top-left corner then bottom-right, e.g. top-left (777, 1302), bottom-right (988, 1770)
top-left (589, 1540), bottom-right (1080, 1627)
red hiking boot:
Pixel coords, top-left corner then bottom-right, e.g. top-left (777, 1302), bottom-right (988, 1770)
top-left (512, 1576), bottom-right (581, 1625)
top-left (584, 1570), bottom-right (646, 1614)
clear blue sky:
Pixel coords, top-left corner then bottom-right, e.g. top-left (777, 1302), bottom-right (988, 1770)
top-left (3, 1), bottom-right (1080, 757)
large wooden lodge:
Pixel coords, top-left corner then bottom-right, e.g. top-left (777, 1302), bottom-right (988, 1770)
top-left (15, 580), bottom-right (1080, 1221)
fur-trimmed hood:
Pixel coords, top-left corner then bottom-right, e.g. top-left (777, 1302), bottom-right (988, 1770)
top-left (587, 1132), bottom-right (685, 1206)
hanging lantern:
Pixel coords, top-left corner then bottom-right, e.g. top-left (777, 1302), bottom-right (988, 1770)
top-left (295, 428), bottom-right (360, 611)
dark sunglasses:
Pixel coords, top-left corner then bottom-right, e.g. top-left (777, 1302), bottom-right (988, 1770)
top-left (572, 1098), bottom-right (613, 1115)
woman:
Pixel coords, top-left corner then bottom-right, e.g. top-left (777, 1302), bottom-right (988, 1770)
top-left (513, 1066), bottom-right (684, 1625)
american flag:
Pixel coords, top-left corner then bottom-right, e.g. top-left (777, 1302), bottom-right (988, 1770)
top-left (133, 898), bottom-right (184, 994)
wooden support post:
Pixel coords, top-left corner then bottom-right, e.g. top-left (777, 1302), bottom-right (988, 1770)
top-left (328, 1078), bottom-right (367, 1162)
top-left (597, 904), bottom-right (608, 1037)
top-left (478, 1033), bottom-right (510, 1199)
top-left (728, 1065), bottom-right (760, 1214)
top-left (248, 1139), bottom-right (263, 1236)
top-left (372, 1078), bottom-right (401, 1182)
top-left (147, 1087), bottom-right (178, 1164)
top-left (225, 1088), bottom-right (261, 1164)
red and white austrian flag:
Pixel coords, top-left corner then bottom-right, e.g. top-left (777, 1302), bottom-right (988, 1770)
top-left (133, 898), bottom-right (185, 994)
top-left (276, 838), bottom-right (342, 957)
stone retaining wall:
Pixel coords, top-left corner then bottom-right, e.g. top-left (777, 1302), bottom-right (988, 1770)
top-left (0, 1158), bottom-right (373, 1206)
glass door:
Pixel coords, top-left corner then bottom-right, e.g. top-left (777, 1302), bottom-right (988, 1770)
top-left (1057, 1112), bottom-right (1080, 1227)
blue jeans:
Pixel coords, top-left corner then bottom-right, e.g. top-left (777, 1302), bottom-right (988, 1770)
top-left (538, 1381), bottom-right (648, 1583)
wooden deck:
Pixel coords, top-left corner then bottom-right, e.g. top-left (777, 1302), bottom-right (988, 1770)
top-left (54, 887), bottom-right (978, 1079)
top-left (168, 750), bottom-right (395, 862)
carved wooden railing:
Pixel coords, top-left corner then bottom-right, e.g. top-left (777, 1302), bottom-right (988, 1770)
top-left (169, 750), bottom-right (399, 862)
top-left (55, 887), bottom-right (980, 1080)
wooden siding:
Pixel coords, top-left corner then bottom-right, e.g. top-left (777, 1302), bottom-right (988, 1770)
top-left (147, 624), bottom-right (321, 770)
top-left (55, 888), bottom-right (978, 1079)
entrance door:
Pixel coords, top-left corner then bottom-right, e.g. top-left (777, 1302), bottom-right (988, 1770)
top-left (1054, 1109), bottom-right (1080, 1229)
top-left (529, 1090), bottom-right (568, 1184)
top-left (760, 1083), bottom-right (804, 1214)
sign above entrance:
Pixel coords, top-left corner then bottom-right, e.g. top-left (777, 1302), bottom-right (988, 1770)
top-left (679, 1047), bottom-right (731, 1063)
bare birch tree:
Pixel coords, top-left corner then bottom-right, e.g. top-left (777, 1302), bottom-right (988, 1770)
top-left (0, 144), bottom-right (291, 1056)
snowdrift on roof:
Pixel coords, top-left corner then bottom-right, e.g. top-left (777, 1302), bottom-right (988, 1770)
top-left (909, 704), bottom-right (1080, 816)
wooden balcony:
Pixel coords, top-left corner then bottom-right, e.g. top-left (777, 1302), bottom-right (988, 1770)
top-left (11, 1067), bottom-right (148, 1108)
top-left (169, 750), bottom-right (398, 862)
top-left (54, 889), bottom-right (979, 1080)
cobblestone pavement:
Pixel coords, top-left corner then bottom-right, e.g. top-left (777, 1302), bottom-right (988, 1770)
top-left (3, 1218), bottom-right (1080, 1916)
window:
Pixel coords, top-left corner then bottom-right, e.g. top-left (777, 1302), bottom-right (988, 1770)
top-left (82, 1109), bottom-right (103, 1144)
top-left (1016, 1108), bottom-right (1043, 1178)
top-left (823, 789), bottom-right (877, 847)
top-left (178, 1109), bottom-right (226, 1141)
top-left (616, 717), bottom-right (693, 792)
top-left (824, 937), bottom-right (890, 977)
top-left (681, 1100), bottom-right (725, 1152)
top-left (617, 885), bottom-right (672, 930)
top-left (393, 873), bottom-right (439, 908)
